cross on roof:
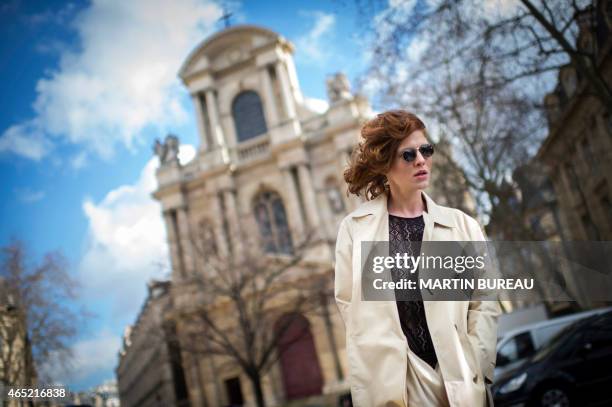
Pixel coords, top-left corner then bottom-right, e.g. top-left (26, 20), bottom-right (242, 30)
top-left (219, 8), bottom-right (233, 29)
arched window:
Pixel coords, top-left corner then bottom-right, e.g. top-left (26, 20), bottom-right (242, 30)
top-left (196, 219), bottom-right (218, 257)
top-left (253, 191), bottom-right (293, 254)
top-left (232, 91), bottom-right (268, 143)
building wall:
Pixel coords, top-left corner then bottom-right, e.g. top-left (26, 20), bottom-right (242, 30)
top-left (538, 9), bottom-right (612, 309)
top-left (0, 279), bottom-right (35, 393)
top-left (539, 7), bottom-right (612, 241)
top-left (116, 281), bottom-right (190, 407)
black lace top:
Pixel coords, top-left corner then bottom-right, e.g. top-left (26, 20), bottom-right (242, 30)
top-left (389, 213), bottom-right (438, 369)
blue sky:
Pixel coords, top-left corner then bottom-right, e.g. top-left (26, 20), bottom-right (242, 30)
top-left (0, 0), bottom-right (380, 391)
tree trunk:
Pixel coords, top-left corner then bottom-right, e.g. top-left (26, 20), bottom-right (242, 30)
top-left (248, 372), bottom-right (266, 407)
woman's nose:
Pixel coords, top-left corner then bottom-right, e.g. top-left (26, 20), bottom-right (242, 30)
top-left (414, 151), bottom-right (426, 165)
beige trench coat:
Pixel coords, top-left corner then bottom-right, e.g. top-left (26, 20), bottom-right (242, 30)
top-left (334, 190), bottom-right (500, 407)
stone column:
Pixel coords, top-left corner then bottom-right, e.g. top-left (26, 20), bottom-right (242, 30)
top-left (190, 354), bottom-right (208, 407)
top-left (202, 337), bottom-right (224, 407)
top-left (205, 89), bottom-right (225, 148)
top-left (192, 93), bottom-right (209, 152)
top-left (222, 188), bottom-right (243, 256)
top-left (163, 210), bottom-right (186, 279)
top-left (176, 207), bottom-right (196, 276)
top-left (260, 66), bottom-right (280, 128)
top-left (213, 192), bottom-right (231, 257)
top-left (274, 61), bottom-right (297, 120)
top-left (281, 167), bottom-right (306, 235)
top-left (296, 163), bottom-right (321, 229)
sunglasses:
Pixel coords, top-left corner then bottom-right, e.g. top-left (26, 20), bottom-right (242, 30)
top-left (401, 144), bottom-right (435, 162)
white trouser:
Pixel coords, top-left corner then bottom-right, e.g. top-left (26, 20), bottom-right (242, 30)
top-left (405, 347), bottom-right (450, 406)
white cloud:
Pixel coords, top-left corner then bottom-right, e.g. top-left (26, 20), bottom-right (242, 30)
top-left (41, 329), bottom-right (121, 385)
top-left (78, 145), bottom-right (194, 318)
top-left (303, 97), bottom-right (329, 114)
top-left (406, 36), bottom-right (428, 62)
top-left (0, 121), bottom-right (53, 160)
top-left (483, 0), bottom-right (521, 20)
top-left (24, 3), bottom-right (77, 27)
top-left (70, 151), bottom-right (88, 170)
top-left (79, 157), bottom-right (167, 315)
top-left (46, 144), bottom-right (192, 386)
top-left (389, 0), bottom-right (418, 12)
top-left (371, 0), bottom-right (416, 43)
top-left (15, 187), bottom-right (46, 203)
top-left (295, 11), bottom-right (336, 63)
top-left (1, 0), bottom-right (222, 161)
top-left (178, 144), bottom-right (196, 165)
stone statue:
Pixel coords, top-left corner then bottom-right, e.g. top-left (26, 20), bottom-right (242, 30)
top-left (326, 72), bottom-right (352, 103)
top-left (153, 134), bottom-right (180, 165)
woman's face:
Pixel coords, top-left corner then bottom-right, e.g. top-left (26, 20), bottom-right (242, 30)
top-left (386, 129), bottom-right (432, 193)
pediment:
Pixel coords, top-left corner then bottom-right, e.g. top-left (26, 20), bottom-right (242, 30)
top-left (179, 25), bottom-right (280, 80)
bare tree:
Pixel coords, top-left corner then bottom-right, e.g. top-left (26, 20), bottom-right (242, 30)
top-left (365, 31), bottom-right (545, 235)
top-left (0, 239), bottom-right (88, 385)
top-left (349, 1), bottom-right (610, 234)
top-left (355, 0), bottom-right (611, 110)
top-left (349, 1), bottom-right (592, 309)
top-left (167, 217), bottom-right (334, 407)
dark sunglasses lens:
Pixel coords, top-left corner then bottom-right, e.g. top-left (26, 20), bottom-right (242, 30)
top-left (420, 144), bottom-right (434, 157)
top-left (402, 149), bottom-right (417, 162)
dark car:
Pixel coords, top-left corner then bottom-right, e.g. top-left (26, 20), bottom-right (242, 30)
top-left (493, 310), bottom-right (612, 407)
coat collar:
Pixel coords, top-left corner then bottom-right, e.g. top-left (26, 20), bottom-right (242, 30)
top-left (350, 189), bottom-right (456, 229)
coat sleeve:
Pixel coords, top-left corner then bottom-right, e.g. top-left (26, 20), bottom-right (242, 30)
top-left (465, 215), bottom-right (501, 384)
top-left (334, 217), bottom-right (353, 327)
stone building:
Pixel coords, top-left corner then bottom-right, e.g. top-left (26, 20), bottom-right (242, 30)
top-left (538, 2), bottom-right (612, 242)
top-left (148, 24), bottom-right (473, 407)
top-left (116, 280), bottom-right (190, 407)
top-left (537, 2), bottom-right (612, 310)
top-left (151, 24), bottom-right (367, 407)
top-left (67, 380), bottom-right (120, 407)
top-left (0, 277), bottom-right (36, 398)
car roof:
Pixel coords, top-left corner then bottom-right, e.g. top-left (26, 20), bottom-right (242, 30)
top-left (585, 309), bottom-right (612, 326)
top-left (495, 311), bottom-right (612, 383)
top-left (547, 310), bottom-right (612, 342)
top-left (497, 307), bottom-right (612, 341)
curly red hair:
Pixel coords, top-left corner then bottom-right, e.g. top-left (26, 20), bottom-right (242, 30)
top-left (343, 109), bottom-right (428, 200)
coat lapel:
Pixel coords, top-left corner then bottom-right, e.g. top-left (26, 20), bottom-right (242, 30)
top-left (350, 189), bottom-right (456, 242)
top-left (350, 192), bottom-right (390, 280)
top-left (349, 190), bottom-right (457, 303)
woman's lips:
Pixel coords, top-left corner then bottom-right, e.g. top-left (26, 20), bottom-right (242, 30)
top-left (414, 170), bottom-right (428, 179)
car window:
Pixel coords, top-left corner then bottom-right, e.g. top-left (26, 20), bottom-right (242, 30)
top-left (532, 322), bottom-right (580, 362)
top-left (497, 338), bottom-right (517, 366)
top-left (585, 314), bottom-right (612, 352)
top-left (515, 332), bottom-right (535, 358)
top-left (497, 332), bottom-right (534, 366)
top-left (535, 322), bottom-right (570, 346)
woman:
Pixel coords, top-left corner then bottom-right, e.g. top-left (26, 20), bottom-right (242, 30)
top-left (334, 110), bottom-right (499, 407)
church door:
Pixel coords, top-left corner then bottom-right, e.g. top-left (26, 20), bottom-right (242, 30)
top-left (276, 313), bottom-right (323, 400)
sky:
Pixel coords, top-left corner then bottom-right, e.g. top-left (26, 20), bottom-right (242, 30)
top-left (0, 0), bottom-right (386, 391)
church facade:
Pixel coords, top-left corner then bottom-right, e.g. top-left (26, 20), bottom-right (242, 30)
top-left (151, 24), bottom-right (369, 407)
top-left (144, 24), bottom-right (472, 407)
